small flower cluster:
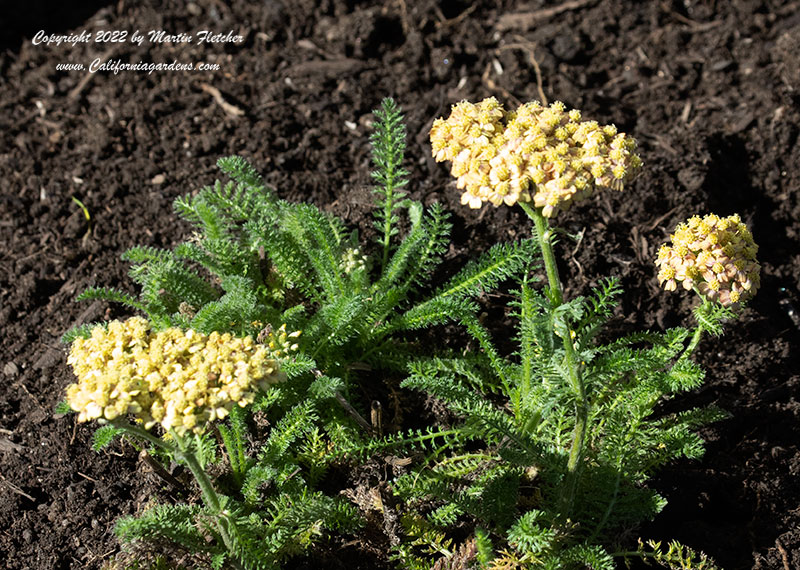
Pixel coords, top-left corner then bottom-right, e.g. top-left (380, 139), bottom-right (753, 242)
top-left (430, 98), bottom-right (642, 216)
top-left (259, 323), bottom-right (301, 357)
top-left (656, 213), bottom-right (760, 307)
top-left (66, 317), bottom-right (285, 435)
top-left (341, 246), bottom-right (369, 275)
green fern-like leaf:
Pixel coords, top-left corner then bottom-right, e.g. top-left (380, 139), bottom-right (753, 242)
top-left (115, 503), bottom-right (209, 554)
top-left (338, 425), bottom-right (465, 462)
top-left (189, 275), bottom-right (265, 335)
top-left (307, 374), bottom-right (345, 400)
top-left (572, 277), bottom-right (623, 348)
top-left (121, 245), bottom-right (175, 265)
top-left (561, 543), bottom-right (615, 570)
top-left (371, 97), bottom-right (410, 270)
top-left (92, 425), bottom-right (125, 451)
top-left (190, 431), bottom-right (219, 469)
top-left (280, 203), bottom-right (347, 301)
top-left (475, 527), bottom-right (495, 566)
top-left (661, 357), bottom-right (706, 392)
top-left (625, 538), bottom-right (722, 570)
top-left (506, 510), bottom-right (557, 556)
top-left (407, 202), bottom-right (452, 289)
top-left (75, 286), bottom-right (147, 312)
top-left (693, 300), bottom-right (736, 337)
top-left (433, 240), bottom-right (538, 303)
top-left (210, 552), bottom-right (228, 570)
top-left (219, 405), bottom-right (250, 485)
top-left (256, 401), bottom-right (318, 469)
top-left (387, 296), bottom-right (479, 334)
top-left (280, 353), bottom-right (317, 380)
top-left (217, 155), bottom-right (265, 190)
top-left (61, 321), bottom-right (104, 343)
top-left (127, 251), bottom-right (220, 320)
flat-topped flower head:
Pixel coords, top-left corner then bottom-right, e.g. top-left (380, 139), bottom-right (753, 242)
top-left (66, 317), bottom-right (285, 435)
top-left (655, 213), bottom-right (760, 307)
top-left (429, 98), bottom-right (642, 216)
top-left (430, 97), bottom-right (505, 165)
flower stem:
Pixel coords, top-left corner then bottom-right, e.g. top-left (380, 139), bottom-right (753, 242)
top-left (113, 423), bottom-right (241, 567)
top-left (679, 295), bottom-right (714, 362)
top-left (173, 434), bottom-right (241, 565)
top-left (686, 322), bottom-right (704, 355)
top-left (519, 202), bottom-right (563, 305)
top-left (519, 201), bottom-right (587, 517)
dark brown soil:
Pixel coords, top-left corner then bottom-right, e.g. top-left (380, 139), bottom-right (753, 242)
top-left (2, 1), bottom-right (799, 568)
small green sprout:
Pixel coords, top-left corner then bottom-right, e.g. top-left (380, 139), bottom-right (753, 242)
top-left (71, 195), bottom-right (92, 243)
top-left (71, 195), bottom-right (91, 220)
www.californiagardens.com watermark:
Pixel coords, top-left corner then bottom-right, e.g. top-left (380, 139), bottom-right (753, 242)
top-left (57, 59), bottom-right (220, 75)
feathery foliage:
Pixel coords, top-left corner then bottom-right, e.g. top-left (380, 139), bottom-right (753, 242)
top-left (372, 97), bottom-right (410, 270)
top-left (61, 99), bottom-right (742, 570)
top-left (388, 272), bottom-right (730, 568)
top-left (63, 99), bottom-right (531, 568)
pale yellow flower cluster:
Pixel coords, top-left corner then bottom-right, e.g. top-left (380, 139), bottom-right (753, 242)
top-left (66, 317), bottom-right (285, 435)
top-left (656, 214), bottom-right (760, 307)
top-left (341, 246), bottom-right (369, 275)
top-left (262, 323), bottom-right (301, 358)
top-left (430, 98), bottom-right (642, 217)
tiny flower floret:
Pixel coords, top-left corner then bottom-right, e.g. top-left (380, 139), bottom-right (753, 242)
top-left (429, 98), bottom-right (642, 217)
top-left (66, 317), bottom-right (286, 435)
top-left (655, 213), bottom-right (760, 307)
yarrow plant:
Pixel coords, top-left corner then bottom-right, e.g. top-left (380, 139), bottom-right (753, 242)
top-left (57, 97), bottom-right (760, 570)
top-left (64, 318), bottom-right (296, 569)
top-left (59, 99), bottom-right (536, 569)
top-left (356, 98), bottom-right (758, 570)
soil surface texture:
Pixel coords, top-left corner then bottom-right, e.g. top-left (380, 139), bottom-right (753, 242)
top-left (1, 1), bottom-right (799, 569)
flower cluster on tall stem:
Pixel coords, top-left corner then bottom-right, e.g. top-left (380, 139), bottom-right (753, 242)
top-left (430, 98), bottom-right (642, 216)
top-left (63, 317), bottom-right (296, 569)
top-left (431, 98), bottom-right (645, 517)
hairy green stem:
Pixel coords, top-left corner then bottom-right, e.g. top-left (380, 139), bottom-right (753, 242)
top-left (686, 323), bottom-right (704, 354)
top-left (519, 202), bottom-right (562, 305)
top-left (519, 201), bottom-right (587, 517)
top-left (381, 198), bottom-right (394, 271)
top-left (678, 296), bottom-right (713, 363)
top-left (113, 422), bottom-right (242, 567)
